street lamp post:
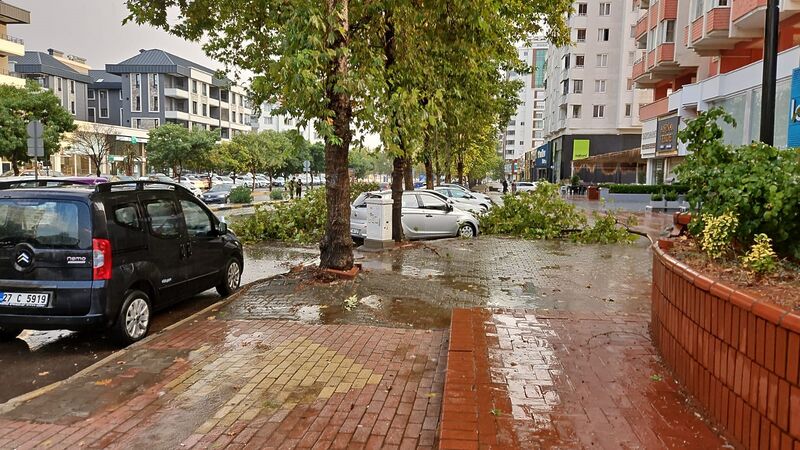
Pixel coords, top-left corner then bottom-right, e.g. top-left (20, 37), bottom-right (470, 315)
top-left (759, 0), bottom-right (780, 145)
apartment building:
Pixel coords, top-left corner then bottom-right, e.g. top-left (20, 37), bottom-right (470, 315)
top-left (0, 1), bottom-right (28, 87)
top-left (10, 49), bottom-right (92, 121)
top-left (499, 41), bottom-right (548, 181)
top-left (253, 102), bottom-right (321, 143)
top-left (106, 49), bottom-right (252, 139)
top-left (88, 70), bottom-right (124, 126)
top-left (633, 0), bottom-right (800, 184)
top-left (543, 0), bottom-right (653, 183)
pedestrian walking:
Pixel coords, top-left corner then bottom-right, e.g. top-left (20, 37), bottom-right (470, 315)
top-left (287, 178), bottom-right (295, 199)
top-left (502, 178), bottom-right (508, 194)
top-left (511, 180), bottom-right (517, 195)
top-left (296, 178), bottom-right (303, 199)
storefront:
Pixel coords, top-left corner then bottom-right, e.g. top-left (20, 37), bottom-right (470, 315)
top-left (533, 143), bottom-right (551, 182)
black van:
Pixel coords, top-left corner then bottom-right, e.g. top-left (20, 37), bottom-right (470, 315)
top-left (0, 180), bottom-right (243, 344)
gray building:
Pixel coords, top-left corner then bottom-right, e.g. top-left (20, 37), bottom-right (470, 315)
top-left (106, 49), bottom-right (252, 138)
top-left (87, 70), bottom-right (123, 126)
top-left (10, 49), bottom-right (91, 121)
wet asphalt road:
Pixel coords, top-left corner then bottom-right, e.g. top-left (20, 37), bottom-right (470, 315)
top-left (0, 244), bottom-right (318, 404)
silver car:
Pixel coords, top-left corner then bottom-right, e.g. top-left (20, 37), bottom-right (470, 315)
top-left (351, 191), bottom-right (479, 240)
top-left (438, 183), bottom-right (493, 206)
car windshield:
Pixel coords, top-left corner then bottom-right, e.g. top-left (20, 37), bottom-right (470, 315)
top-left (0, 199), bottom-right (91, 249)
top-left (210, 184), bottom-right (231, 192)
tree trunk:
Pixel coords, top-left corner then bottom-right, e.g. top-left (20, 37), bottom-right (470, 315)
top-left (457, 157), bottom-right (464, 185)
top-left (403, 156), bottom-right (413, 191)
top-left (95, 158), bottom-right (102, 177)
top-left (11, 159), bottom-right (19, 176)
top-left (391, 156), bottom-right (404, 242)
top-left (424, 156), bottom-right (434, 189)
top-left (319, 0), bottom-right (353, 271)
top-left (444, 142), bottom-right (452, 183)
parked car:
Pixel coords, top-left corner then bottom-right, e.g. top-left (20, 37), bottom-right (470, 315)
top-left (180, 181), bottom-right (203, 197)
top-left (255, 175), bottom-right (270, 188)
top-left (433, 186), bottom-right (490, 212)
top-left (201, 183), bottom-right (233, 204)
top-left (351, 191), bottom-right (479, 241)
top-left (515, 181), bottom-right (538, 193)
top-left (272, 177), bottom-right (285, 187)
top-left (438, 183), bottom-right (493, 205)
top-left (179, 175), bottom-right (207, 190)
top-left (0, 180), bottom-right (243, 344)
top-left (212, 175), bottom-right (234, 185)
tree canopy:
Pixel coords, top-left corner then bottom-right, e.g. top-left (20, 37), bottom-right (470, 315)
top-left (146, 124), bottom-right (217, 177)
top-left (0, 82), bottom-right (76, 175)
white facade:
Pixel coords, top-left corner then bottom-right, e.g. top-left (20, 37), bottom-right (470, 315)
top-left (499, 41), bottom-right (548, 177)
top-left (544, 1), bottom-right (651, 140)
top-left (253, 103), bottom-right (321, 143)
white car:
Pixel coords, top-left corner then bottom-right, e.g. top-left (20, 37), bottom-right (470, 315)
top-left (179, 181), bottom-right (203, 197)
top-left (438, 184), bottom-right (493, 207)
top-left (433, 187), bottom-right (490, 212)
top-left (515, 182), bottom-right (538, 193)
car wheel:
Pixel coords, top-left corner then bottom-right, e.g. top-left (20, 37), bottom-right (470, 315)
top-left (0, 326), bottom-right (22, 341)
top-left (217, 258), bottom-right (242, 297)
top-left (458, 223), bottom-right (476, 238)
top-left (112, 290), bottom-right (152, 345)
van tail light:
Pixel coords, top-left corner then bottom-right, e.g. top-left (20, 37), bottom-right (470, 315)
top-left (93, 238), bottom-right (112, 280)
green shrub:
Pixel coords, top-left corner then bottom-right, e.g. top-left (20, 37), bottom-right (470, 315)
top-left (651, 193), bottom-right (663, 201)
top-left (741, 233), bottom-right (778, 275)
top-left (270, 189), bottom-right (284, 201)
top-left (664, 191), bottom-right (679, 201)
top-left (229, 186), bottom-right (253, 203)
top-left (606, 184), bottom-right (689, 194)
top-left (699, 212), bottom-right (738, 260)
top-left (676, 108), bottom-right (800, 258)
top-left (232, 181), bottom-right (380, 244)
top-left (481, 182), bottom-right (634, 244)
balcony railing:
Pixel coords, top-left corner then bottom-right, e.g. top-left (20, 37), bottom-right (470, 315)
top-left (0, 67), bottom-right (23, 78)
top-left (632, 58), bottom-right (646, 79)
top-left (658, 0), bottom-right (679, 19)
top-left (732, 0), bottom-right (766, 23)
top-left (0, 33), bottom-right (24, 45)
top-left (690, 16), bottom-right (704, 42)
top-left (656, 43), bottom-right (675, 63)
top-left (635, 15), bottom-right (649, 39)
top-left (639, 96), bottom-right (670, 121)
top-left (706, 7), bottom-right (732, 33)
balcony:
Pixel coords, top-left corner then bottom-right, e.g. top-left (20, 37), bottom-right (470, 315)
top-left (732, 0), bottom-right (767, 29)
top-left (639, 96), bottom-right (671, 121)
top-left (689, 7), bottom-right (737, 54)
top-left (633, 44), bottom-right (682, 86)
top-left (0, 33), bottom-right (25, 57)
top-left (164, 87), bottom-right (189, 99)
top-left (164, 110), bottom-right (190, 121)
top-left (657, 0), bottom-right (679, 19)
top-left (635, 15), bottom-right (649, 40)
top-left (0, 68), bottom-right (25, 87)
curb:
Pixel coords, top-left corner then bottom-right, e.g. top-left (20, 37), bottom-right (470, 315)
top-left (0, 275), bottom-right (278, 414)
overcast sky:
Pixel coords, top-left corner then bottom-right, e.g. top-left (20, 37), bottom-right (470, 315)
top-left (14, 0), bottom-right (219, 71)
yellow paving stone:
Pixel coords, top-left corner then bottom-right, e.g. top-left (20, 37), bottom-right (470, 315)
top-left (240, 408), bottom-right (261, 421)
top-left (319, 386), bottom-right (336, 399)
top-left (316, 372), bottom-right (332, 383)
top-left (333, 367), bottom-right (349, 377)
top-left (212, 405), bottom-right (233, 420)
top-left (343, 373), bottom-right (357, 383)
top-left (352, 378), bottom-right (367, 389)
top-left (358, 369), bottom-right (372, 380)
top-left (368, 374), bottom-right (383, 385)
top-left (300, 377), bottom-right (316, 387)
top-left (195, 419), bottom-right (219, 434)
top-left (334, 383), bottom-right (352, 393)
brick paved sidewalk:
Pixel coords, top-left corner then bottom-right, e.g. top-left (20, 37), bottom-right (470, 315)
top-left (441, 308), bottom-right (729, 449)
top-left (0, 316), bottom-right (447, 449)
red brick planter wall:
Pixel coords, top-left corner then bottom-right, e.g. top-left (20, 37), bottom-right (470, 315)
top-left (651, 245), bottom-right (800, 449)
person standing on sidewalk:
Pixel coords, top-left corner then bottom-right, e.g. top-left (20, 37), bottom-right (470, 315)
top-left (296, 178), bottom-right (303, 199)
top-left (502, 178), bottom-right (508, 194)
top-left (287, 177), bottom-right (295, 199)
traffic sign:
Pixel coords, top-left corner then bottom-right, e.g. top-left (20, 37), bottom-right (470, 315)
top-left (303, 160), bottom-right (311, 173)
top-left (131, 136), bottom-right (138, 144)
top-left (26, 120), bottom-right (44, 158)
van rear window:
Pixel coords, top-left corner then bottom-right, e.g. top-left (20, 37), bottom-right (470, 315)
top-left (0, 199), bottom-right (91, 249)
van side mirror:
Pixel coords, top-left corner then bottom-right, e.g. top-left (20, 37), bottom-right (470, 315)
top-left (446, 203), bottom-right (453, 212)
top-left (217, 221), bottom-right (228, 235)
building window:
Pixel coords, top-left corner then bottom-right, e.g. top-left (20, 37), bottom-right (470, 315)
top-left (572, 105), bottom-right (581, 118)
top-left (192, 101), bottom-right (198, 114)
top-left (56, 77), bottom-right (62, 92)
top-left (88, 107), bottom-right (96, 122)
top-left (573, 79), bottom-right (583, 93)
top-left (575, 55), bottom-right (585, 67)
top-left (240, 112), bottom-right (244, 124)
top-left (625, 104), bottom-right (633, 117)
top-left (693, 0), bottom-right (704, 19)
top-left (534, 101), bottom-right (545, 109)
top-left (660, 20), bottom-right (676, 44)
top-left (577, 3), bottom-right (588, 15)
top-left (592, 105), bottom-right (605, 118)
top-left (120, 108), bottom-right (124, 126)
top-left (149, 74), bottom-right (160, 112)
top-left (70, 80), bottom-right (75, 94)
top-left (533, 120), bottom-right (543, 128)
top-left (99, 90), bottom-right (109, 118)
top-left (598, 28), bottom-right (610, 41)
top-left (596, 54), bottom-right (608, 67)
top-left (627, 78), bottom-right (634, 90)
top-left (599, 3), bottom-right (611, 16)
top-left (594, 80), bottom-right (606, 93)
top-left (231, 93), bottom-right (236, 104)
top-left (629, 51), bottom-right (635, 65)
top-left (534, 111), bottom-right (543, 119)
top-left (563, 54), bottom-right (570, 69)
top-left (562, 79), bottom-right (569, 95)
top-left (133, 118), bottom-right (159, 130)
top-left (534, 131), bottom-right (543, 138)
top-left (192, 80), bottom-right (198, 93)
top-left (70, 101), bottom-right (76, 115)
top-left (131, 74), bottom-right (142, 112)
top-left (506, 129), bottom-right (515, 136)
top-left (202, 104), bottom-right (207, 116)
top-left (202, 83), bottom-right (207, 96)
top-left (266, 117), bottom-right (273, 125)
top-left (576, 29), bottom-right (587, 42)
top-left (505, 140), bottom-right (514, 146)
top-left (88, 89), bottom-right (95, 100)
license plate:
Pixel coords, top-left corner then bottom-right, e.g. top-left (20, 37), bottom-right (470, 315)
top-left (351, 228), bottom-right (361, 236)
top-left (0, 292), bottom-right (50, 308)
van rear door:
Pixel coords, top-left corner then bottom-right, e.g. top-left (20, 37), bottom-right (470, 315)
top-left (0, 198), bottom-right (94, 315)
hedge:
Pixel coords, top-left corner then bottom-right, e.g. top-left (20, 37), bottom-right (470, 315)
top-left (603, 184), bottom-right (689, 194)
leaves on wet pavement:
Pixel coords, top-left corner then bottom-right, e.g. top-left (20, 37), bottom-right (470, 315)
top-left (650, 374), bottom-right (663, 382)
top-left (94, 378), bottom-right (113, 386)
